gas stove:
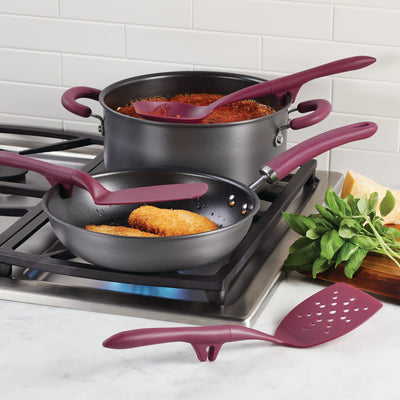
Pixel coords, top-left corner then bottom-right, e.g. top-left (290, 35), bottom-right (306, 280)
top-left (0, 125), bottom-right (342, 326)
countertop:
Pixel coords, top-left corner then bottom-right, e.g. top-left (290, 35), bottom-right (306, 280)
top-left (1, 272), bottom-right (399, 400)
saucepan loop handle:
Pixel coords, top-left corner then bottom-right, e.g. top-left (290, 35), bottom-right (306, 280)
top-left (61, 86), bottom-right (102, 119)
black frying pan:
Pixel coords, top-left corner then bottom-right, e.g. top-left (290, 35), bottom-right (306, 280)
top-left (0, 122), bottom-right (377, 273)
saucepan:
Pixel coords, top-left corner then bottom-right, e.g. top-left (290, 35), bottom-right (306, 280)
top-left (0, 122), bottom-right (377, 273)
top-left (61, 56), bottom-right (375, 184)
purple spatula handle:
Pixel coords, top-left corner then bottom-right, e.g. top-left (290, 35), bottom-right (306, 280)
top-left (265, 121), bottom-right (378, 181)
top-left (0, 152), bottom-right (108, 198)
top-left (61, 86), bottom-right (101, 118)
top-left (102, 325), bottom-right (278, 362)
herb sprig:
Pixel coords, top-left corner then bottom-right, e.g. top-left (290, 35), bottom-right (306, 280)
top-left (283, 187), bottom-right (400, 278)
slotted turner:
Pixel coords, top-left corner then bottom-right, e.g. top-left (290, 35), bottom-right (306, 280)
top-left (0, 151), bottom-right (208, 205)
top-left (103, 283), bottom-right (382, 361)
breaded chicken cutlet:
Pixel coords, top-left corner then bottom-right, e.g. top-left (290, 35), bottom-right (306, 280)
top-left (128, 205), bottom-right (218, 236)
top-left (85, 224), bottom-right (159, 237)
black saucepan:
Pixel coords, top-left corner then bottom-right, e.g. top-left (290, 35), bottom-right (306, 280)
top-left (0, 122), bottom-right (377, 273)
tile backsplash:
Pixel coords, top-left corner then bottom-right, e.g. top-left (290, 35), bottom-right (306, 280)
top-left (0, 0), bottom-right (399, 185)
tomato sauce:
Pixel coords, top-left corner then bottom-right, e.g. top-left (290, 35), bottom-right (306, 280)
top-left (117, 93), bottom-right (275, 124)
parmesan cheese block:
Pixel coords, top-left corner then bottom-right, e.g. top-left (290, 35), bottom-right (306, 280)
top-left (341, 170), bottom-right (400, 224)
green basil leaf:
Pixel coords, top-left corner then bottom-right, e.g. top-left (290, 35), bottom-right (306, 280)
top-left (344, 248), bottom-right (369, 278)
top-left (380, 190), bottom-right (396, 217)
top-left (335, 242), bottom-right (359, 267)
top-left (350, 234), bottom-right (378, 250)
top-left (325, 187), bottom-right (352, 217)
top-left (320, 229), bottom-right (345, 260)
top-left (338, 218), bottom-right (361, 239)
top-left (386, 226), bottom-right (400, 239)
top-left (357, 195), bottom-right (369, 215)
top-left (312, 256), bottom-right (330, 278)
top-left (314, 204), bottom-right (340, 226)
top-left (282, 212), bottom-right (316, 236)
top-left (306, 226), bottom-right (331, 240)
top-left (344, 194), bottom-right (359, 215)
top-left (288, 237), bottom-right (314, 254)
top-left (367, 192), bottom-right (379, 214)
top-left (283, 240), bottom-right (320, 267)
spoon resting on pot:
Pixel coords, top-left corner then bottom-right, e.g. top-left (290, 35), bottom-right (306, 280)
top-left (133, 56), bottom-right (376, 123)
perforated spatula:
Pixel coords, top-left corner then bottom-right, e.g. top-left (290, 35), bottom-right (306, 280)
top-left (103, 283), bottom-right (382, 361)
top-left (0, 152), bottom-right (208, 205)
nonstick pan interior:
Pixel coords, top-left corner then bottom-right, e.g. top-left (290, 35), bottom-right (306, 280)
top-left (42, 168), bottom-right (260, 273)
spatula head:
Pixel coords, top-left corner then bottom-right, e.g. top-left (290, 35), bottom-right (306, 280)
top-left (274, 283), bottom-right (382, 348)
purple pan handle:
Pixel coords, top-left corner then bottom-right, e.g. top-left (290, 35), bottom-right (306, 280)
top-left (61, 86), bottom-right (101, 118)
top-left (0, 152), bottom-right (106, 198)
top-left (289, 99), bottom-right (331, 130)
top-left (102, 325), bottom-right (279, 362)
top-left (263, 121), bottom-right (378, 183)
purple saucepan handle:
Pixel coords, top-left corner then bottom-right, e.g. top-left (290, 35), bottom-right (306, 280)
top-left (289, 99), bottom-right (331, 130)
top-left (61, 86), bottom-right (101, 118)
top-left (102, 325), bottom-right (278, 362)
top-left (265, 121), bottom-right (378, 181)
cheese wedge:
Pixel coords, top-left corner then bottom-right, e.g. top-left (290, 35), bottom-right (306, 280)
top-left (341, 170), bottom-right (400, 224)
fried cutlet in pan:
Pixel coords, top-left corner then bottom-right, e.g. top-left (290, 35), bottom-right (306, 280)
top-left (128, 205), bottom-right (218, 236)
top-left (85, 224), bottom-right (159, 237)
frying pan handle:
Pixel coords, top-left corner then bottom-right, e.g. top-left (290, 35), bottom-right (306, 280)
top-left (0, 152), bottom-right (106, 199)
top-left (251, 121), bottom-right (378, 189)
top-left (289, 99), bottom-right (332, 130)
top-left (61, 86), bottom-right (102, 118)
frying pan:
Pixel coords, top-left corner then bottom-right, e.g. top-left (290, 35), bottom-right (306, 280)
top-left (0, 122), bottom-right (377, 273)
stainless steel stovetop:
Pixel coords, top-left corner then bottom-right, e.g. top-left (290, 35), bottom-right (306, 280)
top-left (0, 126), bottom-right (343, 326)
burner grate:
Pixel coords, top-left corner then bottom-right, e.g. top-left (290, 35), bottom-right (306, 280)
top-left (0, 154), bottom-right (318, 305)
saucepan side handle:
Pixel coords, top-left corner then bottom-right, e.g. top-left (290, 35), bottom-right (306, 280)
top-left (61, 86), bottom-right (102, 118)
top-left (289, 99), bottom-right (332, 130)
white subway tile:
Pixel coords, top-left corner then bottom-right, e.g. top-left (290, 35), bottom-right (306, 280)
top-left (334, 6), bottom-right (400, 46)
top-left (193, 0), bottom-right (333, 40)
top-left (0, 49), bottom-right (61, 85)
top-left (0, 0), bottom-right (58, 17)
top-left (126, 26), bottom-right (260, 69)
top-left (288, 113), bottom-right (399, 155)
top-left (0, 82), bottom-right (77, 120)
top-left (60, 0), bottom-right (191, 28)
top-left (0, 113), bottom-right (62, 130)
top-left (262, 37), bottom-right (400, 83)
top-left (62, 55), bottom-right (192, 88)
top-left (330, 148), bottom-right (400, 187)
top-left (287, 0), bottom-right (399, 9)
top-left (333, 78), bottom-right (400, 119)
top-left (0, 15), bottom-right (124, 57)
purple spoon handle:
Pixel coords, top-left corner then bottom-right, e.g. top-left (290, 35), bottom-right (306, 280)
top-left (102, 325), bottom-right (279, 362)
top-left (261, 121), bottom-right (377, 183)
top-left (183, 56), bottom-right (375, 110)
top-left (269, 55), bottom-right (376, 102)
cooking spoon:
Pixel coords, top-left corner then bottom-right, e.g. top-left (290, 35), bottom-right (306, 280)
top-left (133, 56), bottom-right (376, 123)
top-left (103, 283), bottom-right (382, 361)
top-left (0, 152), bottom-right (208, 205)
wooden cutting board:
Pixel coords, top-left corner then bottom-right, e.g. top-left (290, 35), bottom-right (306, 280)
top-left (301, 225), bottom-right (400, 301)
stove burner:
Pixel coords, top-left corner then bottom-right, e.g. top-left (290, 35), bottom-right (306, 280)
top-left (0, 164), bottom-right (27, 182)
